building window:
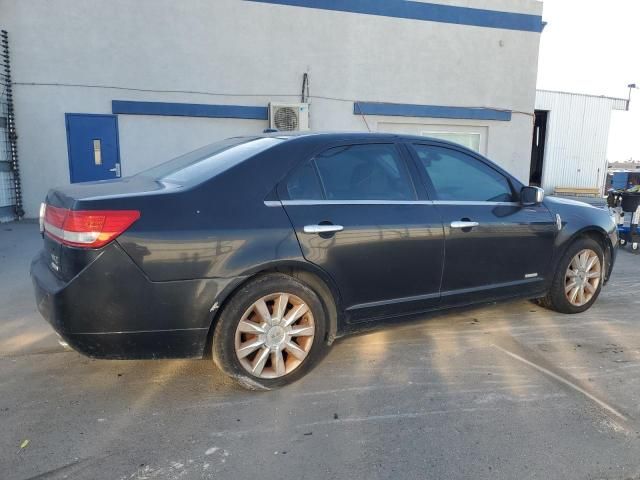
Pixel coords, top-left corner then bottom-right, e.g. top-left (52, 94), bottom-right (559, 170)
top-left (93, 139), bottom-right (102, 165)
top-left (421, 131), bottom-right (481, 153)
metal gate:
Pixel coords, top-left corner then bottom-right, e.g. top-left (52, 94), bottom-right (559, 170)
top-left (1, 30), bottom-right (23, 222)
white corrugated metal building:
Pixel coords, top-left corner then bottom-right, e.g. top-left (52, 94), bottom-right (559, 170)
top-left (531, 90), bottom-right (627, 195)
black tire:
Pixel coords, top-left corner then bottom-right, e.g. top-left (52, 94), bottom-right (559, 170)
top-left (212, 273), bottom-right (329, 390)
top-left (538, 237), bottom-right (605, 314)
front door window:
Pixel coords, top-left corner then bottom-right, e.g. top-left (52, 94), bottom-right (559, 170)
top-left (413, 145), bottom-right (514, 202)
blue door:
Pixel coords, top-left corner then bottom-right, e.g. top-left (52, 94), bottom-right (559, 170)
top-left (65, 114), bottom-right (121, 183)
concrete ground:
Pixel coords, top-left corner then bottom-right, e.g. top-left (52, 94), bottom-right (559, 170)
top-left (2, 221), bottom-right (640, 480)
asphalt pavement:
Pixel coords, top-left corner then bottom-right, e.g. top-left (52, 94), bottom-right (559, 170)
top-left (2, 221), bottom-right (640, 480)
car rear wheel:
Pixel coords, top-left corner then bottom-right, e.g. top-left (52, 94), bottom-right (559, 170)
top-left (538, 237), bottom-right (605, 314)
top-left (212, 274), bottom-right (328, 390)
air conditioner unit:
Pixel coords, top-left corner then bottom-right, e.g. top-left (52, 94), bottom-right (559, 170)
top-left (269, 103), bottom-right (309, 132)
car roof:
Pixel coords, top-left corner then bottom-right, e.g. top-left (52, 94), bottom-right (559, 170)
top-left (246, 131), bottom-right (468, 150)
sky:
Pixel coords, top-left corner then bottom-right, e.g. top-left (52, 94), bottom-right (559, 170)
top-left (536, 0), bottom-right (640, 162)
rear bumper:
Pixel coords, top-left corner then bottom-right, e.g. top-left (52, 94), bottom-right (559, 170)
top-left (30, 242), bottom-right (235, 359)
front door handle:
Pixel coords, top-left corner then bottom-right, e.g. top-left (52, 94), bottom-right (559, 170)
top-left (451, 221), bottom-right (479, 229)
top-left (303, 224), bottom-right (344, 234)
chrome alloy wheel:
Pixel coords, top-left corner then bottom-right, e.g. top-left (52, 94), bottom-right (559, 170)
top-left (565, 249), bottom-right (602, 307)
top-left (234, 293), bottom-right (315, 379)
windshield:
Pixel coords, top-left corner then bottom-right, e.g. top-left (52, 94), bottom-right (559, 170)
top-left (137, 137), bottom-right (283, 184)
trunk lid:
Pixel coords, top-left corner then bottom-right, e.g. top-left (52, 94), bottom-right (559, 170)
top-left (45, 175), bottom-right (170, 209)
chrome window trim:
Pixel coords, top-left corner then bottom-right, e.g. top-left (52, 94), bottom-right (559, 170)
top-left (264, 200), bottom-right (521, 207)
top-left (277, 200), bottom-right (434, 206)
top-left (432, 200), bottom-right (520, 206)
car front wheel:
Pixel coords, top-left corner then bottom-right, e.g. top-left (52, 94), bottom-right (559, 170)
top-left (539, 237), bottom-right (605, 314)
top-left (212, 274), bottom-right (328, 390)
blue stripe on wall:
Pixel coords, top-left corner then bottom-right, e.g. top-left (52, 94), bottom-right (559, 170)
top-left (112, 100), bottom-right (269, 120)
top-left (245, 0), bottom-right (543, 33)
top-left (354, 102), bottom-right (512, 121)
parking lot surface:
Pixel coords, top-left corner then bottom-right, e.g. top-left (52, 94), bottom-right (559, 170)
top-left (2, 221), bottom-right (640, 480)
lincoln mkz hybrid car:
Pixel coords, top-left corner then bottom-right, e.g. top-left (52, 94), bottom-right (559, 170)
top-left (31, 133), bottom-right (618, 389)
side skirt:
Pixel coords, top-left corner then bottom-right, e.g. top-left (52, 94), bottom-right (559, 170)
top-left (62, 328), bottom-right (210, 360)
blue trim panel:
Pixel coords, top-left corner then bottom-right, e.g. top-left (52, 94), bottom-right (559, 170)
top-left (112, 101), bottom-right (268, 120)
top-left (354, 102), bottom-right (512, 121)
top-left (245, 0), bottom-right (543, 33)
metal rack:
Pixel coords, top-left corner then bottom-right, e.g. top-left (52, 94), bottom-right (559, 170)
top-left (0, 30), bottom-right (23, 221)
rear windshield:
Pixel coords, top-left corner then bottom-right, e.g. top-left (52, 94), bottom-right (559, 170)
top-left (138, 137), bottom-right (283, 184)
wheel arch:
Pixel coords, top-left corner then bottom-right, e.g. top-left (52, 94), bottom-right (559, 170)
top-left (563, 226), bottom-right (614, 282)
top-left (203, 261), bottom-right (343, 357)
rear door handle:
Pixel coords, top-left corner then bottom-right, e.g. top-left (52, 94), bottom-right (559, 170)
top-left (303, 224), bottom-right (344, 234)
top-left (451, 221), bottom-right (479, 229)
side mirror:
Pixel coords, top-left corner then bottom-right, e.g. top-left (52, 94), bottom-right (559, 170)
top-left (521, 186), bottom-right (544, 205)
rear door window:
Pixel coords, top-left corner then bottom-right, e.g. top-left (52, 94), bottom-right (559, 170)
top-left (286, 161), bottom-right (324, 200)
top-left (313, 144), bottom-right (415, 201)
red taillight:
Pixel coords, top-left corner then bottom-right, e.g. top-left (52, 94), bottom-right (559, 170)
top-left (44, 205), bottom-right (140, 248)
